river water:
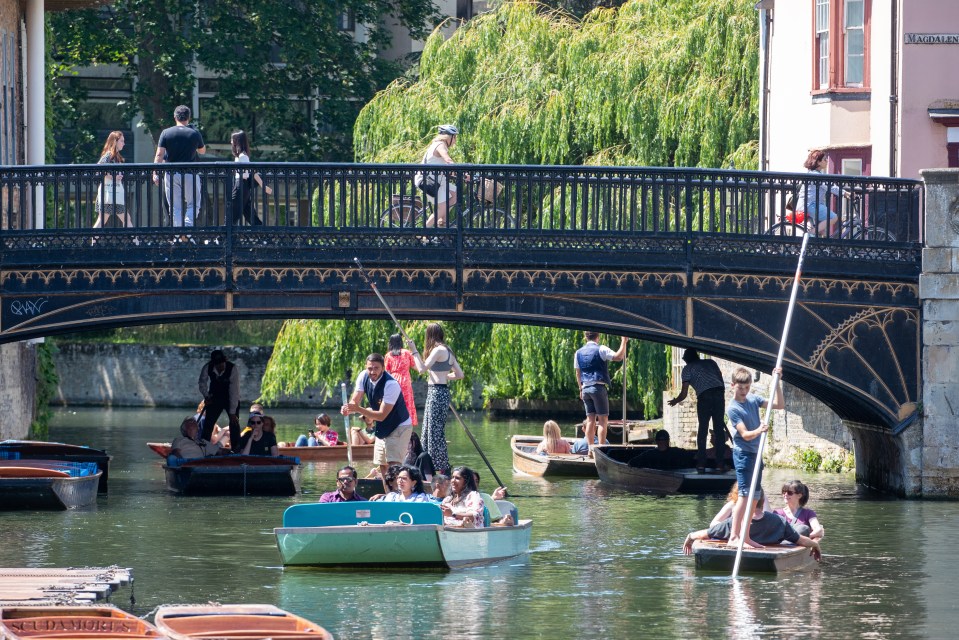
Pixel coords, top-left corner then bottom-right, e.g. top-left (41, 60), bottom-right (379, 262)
top-left (1, 407), bottom-right (957, 639)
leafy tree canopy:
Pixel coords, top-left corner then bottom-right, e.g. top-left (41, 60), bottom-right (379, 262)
top-left (49, 0), bottom-right (439, 161)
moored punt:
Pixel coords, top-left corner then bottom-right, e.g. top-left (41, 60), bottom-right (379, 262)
top-left (153, 604), bottom-right (332, 640)
top-left (573, 419), bottom-right (657, 444)
top-left (149, 441), bottom-right (376, 463)
top-left (163, 455), bottom-right (301, 496)
top-left (0, 461), bottom-right (101, 510)
top-left (594, 446), bottom-right (734, 495)
top-left (275, 501), bottom-right (532, 569)
top-left (0, 440), bottom-right (111, 493)
top-left (0, 605), bottom-right (162, 639)
top-left (692, 539), bottom-right (820, 573)
top-left (510, 435), bottom-right (598, 478)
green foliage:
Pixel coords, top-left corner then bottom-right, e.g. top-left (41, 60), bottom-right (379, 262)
top-left (53, 320), bottom-right (285, 347)
top-left (795, 447), bottom-right (823, 473)
top-left (822, 450), bottom-right (854, 474)
top-left (49, 0), bottom-right (440, 161)
top-left (30, 342), bottom-right (60, 440)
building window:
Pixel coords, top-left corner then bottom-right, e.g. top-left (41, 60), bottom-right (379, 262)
top-left (337, 10), bottom-right (355, 32)
top-left (812, 0), bottom-right (870, 93)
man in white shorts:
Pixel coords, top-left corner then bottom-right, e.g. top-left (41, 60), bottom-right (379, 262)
top-left (342, 353), bottom-right (413, 479)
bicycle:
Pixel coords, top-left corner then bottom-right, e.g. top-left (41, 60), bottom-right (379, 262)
top-left (766, 190), bottom-right (895, 240)
top-left (380, 176), bottom-right (516, 230)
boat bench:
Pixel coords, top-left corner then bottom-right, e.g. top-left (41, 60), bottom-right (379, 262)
top-left (282, 501), bottom-right (444, 527)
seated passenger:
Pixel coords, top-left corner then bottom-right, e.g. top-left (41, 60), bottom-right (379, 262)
top-left (404, 431), bottom-right (435, 481)
top-left (431, 474), bottom-right (450, 502)
top-left (536, 420), bottom-right (572, 455)
top-left (238, 414), bottom-right (279, 456)
top-left (711, 486), bottom-right (771, 526)
top-left (295, 413), bottom-right (339, 447)
top-left (171, 416), bottom-right (224, 459)
top-left (383, 465), bottom-right (432, 502)
top-left (628, 430), bottom-right (695, 470)
top-left (350, 416), bottom-right (376, 446)
top-left (682, 511), bottom-right (821, 561)
top-left (441, 466), bottom-right (485, 528)
top-left (319, 465), bottom-right (367, 502)
top-left (369, 464), bottom-right (402, 501)
top-left (774, 479), bottom-right (824, 540)
top-left (472, 470), bottom-right (513, 526)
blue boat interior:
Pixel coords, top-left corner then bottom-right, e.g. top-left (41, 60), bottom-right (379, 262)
top-left (0, 459), bottom-right (99, 477)
top-left (282, 501), bottom-right (444, 527)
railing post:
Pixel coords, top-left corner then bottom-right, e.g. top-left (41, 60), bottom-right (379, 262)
top-left (225, 168), bottom-right (234, 302)
top-left (685, 172), bottom-right (694, 277)
top-left (455, 168), bottom-right (464, 310)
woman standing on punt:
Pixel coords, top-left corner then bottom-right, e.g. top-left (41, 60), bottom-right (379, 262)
top-left (385, 333), bottom-right (418, 427)
top-left (407, 322), bottom-right (463, 476)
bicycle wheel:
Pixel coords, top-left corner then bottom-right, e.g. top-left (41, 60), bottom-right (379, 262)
top-left (856, 226), bottom-right (896, 242)
top-left (380, 206), bottom-right (402, 227)
top-left (469, 206), bottom-right (516, 230)
top-left (765, 222), bottom-right (810, 237)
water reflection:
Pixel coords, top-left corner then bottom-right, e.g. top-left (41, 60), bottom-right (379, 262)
top-left (0, 407), bottom-right (955, 639)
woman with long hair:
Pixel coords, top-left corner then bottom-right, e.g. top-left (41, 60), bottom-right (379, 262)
top-left (382, 465), bottom-right (431, 503)
top-left (93, 131), bottom-right (133, 229)
top-left (773, 479), bottom-right (824, 539)
top-left (407, 322), bottom-right (464, 476)
top-left (230, 130), bottom-right (272, 225)
top-left (385, 333), bottom-right (418, 426)
top-left (440, 466), bottom-right (484, 528)
top-left (535, 420), bottom-right (572, 455)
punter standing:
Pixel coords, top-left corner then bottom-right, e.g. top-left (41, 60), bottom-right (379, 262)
top-left (197, 349), bottom-right (241, 451)
top-left (574, 331), bottom-right (627, 456)
top-left (667, 349), bottom-right (730, 473)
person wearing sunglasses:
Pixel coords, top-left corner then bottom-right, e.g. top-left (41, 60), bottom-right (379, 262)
top-left (238, 414), bottom-right (278, 457)
top-left (773, 480), bottom-right (824, 540)
top-left (319, 466), bottom-right (367, 503)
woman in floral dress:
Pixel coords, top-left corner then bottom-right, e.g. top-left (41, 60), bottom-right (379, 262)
top-left (385, 334), bottom-right (418, 426)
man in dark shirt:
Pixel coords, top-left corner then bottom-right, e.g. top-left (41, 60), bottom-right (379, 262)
top-left (668, 349), bottom-right (730, 472)
top-left (197, 349), bottom-right (240, 449)
top-left (319, 465), bottom-right (367, 503)
top-left (152, 105), bottom-right (206, 227)
top-left (628, 429), bottom-right (695, 470)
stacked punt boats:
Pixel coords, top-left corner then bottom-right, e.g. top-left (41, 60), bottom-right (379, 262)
top-left (0, 605), bottom-right (162, 640)
top-left (692, 540), bottom-right (820, 573)
top-left (275, 501), bottom-right (531, 569)
top-left (153, 604), bottom-right (332, 640)
top-left (594, 446), bottom-right (734, 495)
top-left (163, 455), bottom-right (301, 496)
top-left (0, 440), bottom-right (111, 493)
top-left (0, 460), bottom-right (101, 510)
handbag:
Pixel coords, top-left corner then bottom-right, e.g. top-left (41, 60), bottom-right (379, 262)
top-left (96, 181), bottom-right (125, 211)
top-left (414, 171), bottom-right (440, 198)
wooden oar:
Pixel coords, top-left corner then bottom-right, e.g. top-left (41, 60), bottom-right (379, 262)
top-left (732, 232), bottom-right (810, 579)
top-left (340, 382), bottom-right (353, 465)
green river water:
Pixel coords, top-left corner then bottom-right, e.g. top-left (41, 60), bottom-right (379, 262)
top-left (1, 407), bottom-right (957, 639)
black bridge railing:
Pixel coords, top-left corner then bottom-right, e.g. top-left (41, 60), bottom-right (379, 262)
top-left (0, 162), bottom-right (923, 274)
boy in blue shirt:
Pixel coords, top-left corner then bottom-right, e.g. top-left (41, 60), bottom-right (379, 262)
top-left (726, 366), bottom-right (783, 549)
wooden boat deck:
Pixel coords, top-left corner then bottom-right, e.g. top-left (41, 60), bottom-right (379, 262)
top-left (692, 539), bottom-right (820, 573)
top-left (0, 567), bottom-right (133, 606)
top-left (0, 605), bottom-right (161, 639)
top-left (154, 604), bottom-right (332, 640)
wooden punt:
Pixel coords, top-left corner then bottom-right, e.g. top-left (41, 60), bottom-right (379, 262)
top-left (0, 440), bottom-right (111, 493)
top-left (162, 455), bottom-right (300, 496)
top-left (510, 435), bottom-right (599, 477)
top-left (148, 441), bottom-right (376, 463)
top-left (594, 446), bottom-right (734, 495)
top-left (692, 539), bottom-right (820, 573)
top-left (0, 605), bottom-right (163, 639)
top-left (0, 460), bottom-right (102, 510)
top-left (153, 604), bottom-right (332, 640)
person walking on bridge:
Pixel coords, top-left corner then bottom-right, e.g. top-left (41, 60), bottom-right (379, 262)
top-left (198, 349), bottom-right (241, 451)
top-left (152, 105), bottom-right (206, 227)
top-left (668, 349), bottom-right (730, 473)
top-left (574, 331), bottom-right (627, 457)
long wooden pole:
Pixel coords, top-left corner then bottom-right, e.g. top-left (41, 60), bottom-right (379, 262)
top-left (731, 232), bottom-right (810, 579)
top-left (340, 382), bottom-right (353, 465)
top-left (621, 342), bottom-right (628, 443)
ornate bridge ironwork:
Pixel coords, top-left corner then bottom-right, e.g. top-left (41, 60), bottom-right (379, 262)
top-left (0, 163), bottom-right (923, 429)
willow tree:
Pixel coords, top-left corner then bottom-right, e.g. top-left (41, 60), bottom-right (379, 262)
top-left (263, 0), bottom-right (759, 417)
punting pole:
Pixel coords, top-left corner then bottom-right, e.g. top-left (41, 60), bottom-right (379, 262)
top-left (353, 257), bottom-right (508, 491)
top-left (621, 342), bottom-right (628, 443)
top-left (732, 232), bottom-right (810, 579)
top-left (341, 382), bottom-right (353, 465)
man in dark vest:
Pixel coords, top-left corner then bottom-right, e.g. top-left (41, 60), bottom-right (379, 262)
top-left (574, 331), bottom-right (627, 457)
top-left (197, 349), bottom-right (241, 450)
top-left (342, 353), bottom-right (413, 480)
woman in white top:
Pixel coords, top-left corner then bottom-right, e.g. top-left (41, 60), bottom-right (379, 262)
top-left (407, 322), bottom-right (464, 475)
top-left (93, 131), bottom-right (133, 229)
top-left (421, 124), bottom-right (460, 229)
top-left (230, 130), bottom-right (273, 225)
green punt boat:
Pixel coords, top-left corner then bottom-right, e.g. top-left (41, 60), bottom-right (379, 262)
top-left (274, 501), bottom-right (531, 569)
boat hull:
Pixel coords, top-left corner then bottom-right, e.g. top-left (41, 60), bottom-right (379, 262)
top-left (692, 540), bottom-right (819, 573)
top-left (154, 604), bottom-right (332, 640)
top-left (0, 471), bottom-right (101, 510)
top-left (0, 440), bottom-right (111, 493)
top-left (163, 456), bottom-right (300, 496)
top-left (149, 442), bottom-right (375, 463)
top-left (594, 446), bottom-right (734, 495)
top-left (275, 502), bottom-right (531, 569)
top-left (510, 435), bottom-right (598, 478)
top-left (0, 605), bottom-right (163, 639)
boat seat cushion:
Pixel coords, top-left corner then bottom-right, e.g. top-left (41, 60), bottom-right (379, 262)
top-left (282, 501), bottom-right (444, 528)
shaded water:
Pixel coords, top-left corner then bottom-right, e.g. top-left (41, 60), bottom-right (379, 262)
top-left (1, 407), bottom-right (957, 639)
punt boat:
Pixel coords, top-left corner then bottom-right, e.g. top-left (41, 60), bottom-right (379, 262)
top-left (275, 500), bottom-right (531, 569)
top-left (510, 435), bottom-right (598, 477)
top-left (148, 441), bottom-right (375, 463)
top-left (0, 460), bottom-right (101, 510)
top-left (163, 455), bottom-right (301, 496)
top-left (594, 445), bottom-right (734, 495)
top-left (692, 539), bottom-right (820, 573)
top-left (153, 604), bottom-right (332, 640)
top-left (0, 605), bottom-right (163, 639)
top-left (0, 440), bottom-right (111, 493)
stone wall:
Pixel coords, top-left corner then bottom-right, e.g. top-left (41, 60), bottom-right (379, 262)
top-left (0, 342), bottom-right (37, 440)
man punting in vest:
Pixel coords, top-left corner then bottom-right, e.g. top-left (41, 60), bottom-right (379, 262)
top-left (342, 353), bottom-right (413, 484)
top-left (574, 331), bottom-right (628, 457)
top-left (197, 349), bottom-right (241, 451)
